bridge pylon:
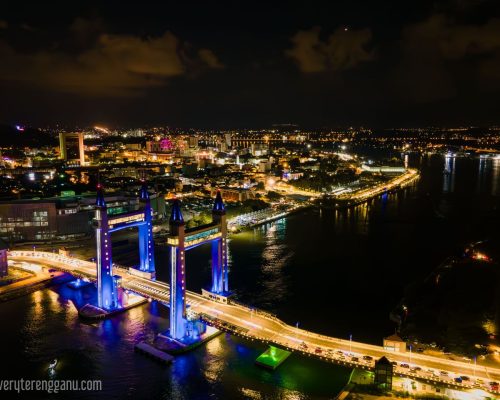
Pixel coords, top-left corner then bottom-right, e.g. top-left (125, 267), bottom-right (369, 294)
top-left (138, 182), bottom-right (156, 278)
top-left (164, 191), bottom-right (230, 345)
top-left (210, 190), bottom-right (229, 295)
top-left (93, 182), bottom-right (156, 311)
top-left (94, 185), bottom-right (119, 310)
top-left (167, 199), bottom-right (187, 340)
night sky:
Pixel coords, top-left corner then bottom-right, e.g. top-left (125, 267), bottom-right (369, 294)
top-left (2, 1), bottom-right (500, 128)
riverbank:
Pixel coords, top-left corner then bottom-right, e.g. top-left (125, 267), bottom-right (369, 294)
top-left (393, 239), bottom-right (500, 366)
top-left (0, 271), bottom-right (73, 302)
top-left (321, 168), bottom-right (420, 209)
top-left (228, 202), bottom-right (312, 234)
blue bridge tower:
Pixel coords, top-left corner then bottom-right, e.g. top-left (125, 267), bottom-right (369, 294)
top-left (168, 199), bottom-right (187, 340)
top-left (94, 185), bottom-right (118, 310)
top-left (211, 191), bottom-right (229, 294)
top-left (166, 191), bottom-right (229, 341)
top-left (94, 182), bottom-right (157, 311)
top-left (138, 182), bottom-right (156, 275)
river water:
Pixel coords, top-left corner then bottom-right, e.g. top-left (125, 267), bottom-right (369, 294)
top-left (1, 154), bottom-right (500, 399)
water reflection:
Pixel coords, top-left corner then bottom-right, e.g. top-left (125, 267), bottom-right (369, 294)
top-left (477, 157), bottom-right (487, 194)
top-left (492, 158), bottom-right (500, 196)
top-left (332, 202), bottom-right (369, 235)
top-left (443, 155), bottom-right (456, 193)
top-left (259, 218), bottom-right (291, 310)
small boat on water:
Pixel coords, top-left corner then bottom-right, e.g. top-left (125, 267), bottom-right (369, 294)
top-left (48, 359), bottom-right (58, 371)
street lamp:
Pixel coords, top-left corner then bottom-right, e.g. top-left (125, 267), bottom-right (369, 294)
top-left (409, 344), bottom-right (412, 365)
top-left (349, 334), bottom-right (352, 354)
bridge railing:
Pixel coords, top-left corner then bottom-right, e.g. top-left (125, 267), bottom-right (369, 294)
top-left (228, 298), bottom-right (280, 319)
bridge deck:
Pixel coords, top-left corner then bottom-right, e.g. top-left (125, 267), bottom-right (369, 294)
top-left (8, 251), bottom-right (500, 395)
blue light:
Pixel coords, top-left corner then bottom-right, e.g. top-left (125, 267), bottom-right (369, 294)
top-left (213, 190), bottom-right (225, 212)
top-left (170, 200), bottom-right (184, 224)
top-left (95, 185), bottom-right (106, 208)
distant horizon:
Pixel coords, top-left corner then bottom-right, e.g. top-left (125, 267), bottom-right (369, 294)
top-left (4, 122), bottom-right (500, 133)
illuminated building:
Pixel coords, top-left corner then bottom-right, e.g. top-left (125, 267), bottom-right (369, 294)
top-left (188, 136), bottom-right (199, 148)
top-left (224, 133), bottom-right (232, 148)
top-left (383, 333), bottom-right (406, 352)
top-left (0, 191), bottom-right (164, 242)
top-left (361, 164), bottom-right (406, 174)
top-left (59, 132), bottom-right (85, 166)
top-left (210, 187), bottom-right (255, 202)
top-left (374, 356), bottom-right (393, 390)
top-left (250, 143), bottom-right (268, 156)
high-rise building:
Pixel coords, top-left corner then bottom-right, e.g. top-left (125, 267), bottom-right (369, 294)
top-left (59, 132), bottom-right (85, 166)
top-left (188, 136), bottom-right (199, 148)
top-left (224, 133), bottom-right (232, 148)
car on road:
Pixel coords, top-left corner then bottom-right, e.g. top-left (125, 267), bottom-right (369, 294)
top-left (489, 382), bottom-right (499, 391)
top-left (362, 355), bottom-right (373, 361)
top-left (336, 350), bottom-right (344, 355)
top-left (440, 371), bottom-right (448, 376)
top-left (460, 376), bottom-right (470, 381)
top-left (315, 347), bottom-right (322, 354)
top-left (416, 347), bottom-right (424, 353)
top-left (454, 377), bottom-right (463, 383)
top-left (351, 357), bottom-right (359, 362)
top-left (400, 363), bottom-right (410, 368)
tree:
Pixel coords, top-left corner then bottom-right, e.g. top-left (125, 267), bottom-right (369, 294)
top-left (267, 191), bottom-right (282, 201)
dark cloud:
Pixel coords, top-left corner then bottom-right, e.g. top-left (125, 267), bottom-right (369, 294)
top-left (198, 48), bottom-right (224, 69)
top-left (0, 24), bottom-right (223, 97)
top-left (286, 26), bottom-right (375, 73)
top-left (394, 15), bottom-right (457, 102)
top-left (394, 14), bottom-right (500, 102)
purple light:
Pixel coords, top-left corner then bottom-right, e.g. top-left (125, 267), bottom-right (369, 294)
top-left (160, 138), bottom-right (173, 151)
top-left (15, 125), bottom-right (25, 132)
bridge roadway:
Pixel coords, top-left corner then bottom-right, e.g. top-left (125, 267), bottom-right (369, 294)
top-left (9, 251), bottom-right (500, 394)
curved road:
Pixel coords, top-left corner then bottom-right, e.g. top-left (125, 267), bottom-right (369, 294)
top-left (8, 251), bottom-right (499, 395)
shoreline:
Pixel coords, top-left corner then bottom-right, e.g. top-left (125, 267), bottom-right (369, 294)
top-left (230, 170), bottom-right (420, 235)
